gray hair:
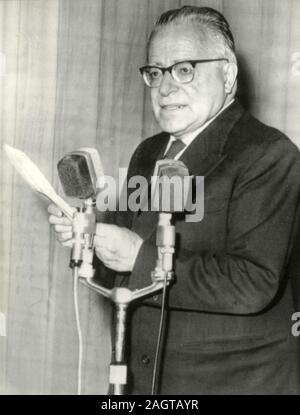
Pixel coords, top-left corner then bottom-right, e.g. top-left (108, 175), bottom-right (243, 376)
top-left (147, 6), bottom-right (236, 63)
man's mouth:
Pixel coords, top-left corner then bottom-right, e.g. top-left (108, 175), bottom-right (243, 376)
top-left (161, 104), bottom-right (186, 111)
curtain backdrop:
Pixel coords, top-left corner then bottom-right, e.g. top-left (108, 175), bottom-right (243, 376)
top-left (1, 0), bottom-right (299, 394)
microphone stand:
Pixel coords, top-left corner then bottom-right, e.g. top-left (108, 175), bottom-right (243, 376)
top-left (71, 203), bottom-right (175, 395)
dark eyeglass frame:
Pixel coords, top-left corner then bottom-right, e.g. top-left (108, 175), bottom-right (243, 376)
top-left (139, 58), bottom-right (229, 87)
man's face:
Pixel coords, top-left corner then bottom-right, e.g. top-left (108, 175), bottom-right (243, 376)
top-left (148, 24), bottom-right (228, 139)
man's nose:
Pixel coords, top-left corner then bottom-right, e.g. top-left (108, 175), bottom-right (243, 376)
top-left (159, 70), bottom-right (178, 96)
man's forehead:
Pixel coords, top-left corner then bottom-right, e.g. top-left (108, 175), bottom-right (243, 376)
top-left (148, 23), bottom-right (211, 61)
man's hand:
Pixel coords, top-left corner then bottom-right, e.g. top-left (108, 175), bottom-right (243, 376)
top-left (48, 203), bottom-right (143, 271)
top-left (94, 224), bottom-right (143, 272)
top-left (48, 203), bottom-right (74, 247)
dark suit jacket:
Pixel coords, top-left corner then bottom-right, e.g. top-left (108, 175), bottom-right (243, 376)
top-left (100, 101), bottom-right (300, 394)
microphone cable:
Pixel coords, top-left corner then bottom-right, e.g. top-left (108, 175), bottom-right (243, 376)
top-left (73, 266), bottom-right (83, 395)
top-left (151, 275), bottom-right (168, 395)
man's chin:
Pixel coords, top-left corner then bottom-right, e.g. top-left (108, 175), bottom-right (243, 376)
top-left (157, 121), bottom-right (189, 136)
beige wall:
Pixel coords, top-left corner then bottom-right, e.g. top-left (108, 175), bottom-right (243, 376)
top-left (0, 0), bottom-right (299, 394)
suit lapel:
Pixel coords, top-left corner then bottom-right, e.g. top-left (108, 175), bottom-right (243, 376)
top-left (179, 100), bottom-right (244, 179)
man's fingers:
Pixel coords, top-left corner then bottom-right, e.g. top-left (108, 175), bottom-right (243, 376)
top-left (94, 224), bottom-right (143, 272)
top-left (48, 204), bottom-right (63, 217)
top-left (54, 224), bottom-right (72, 233)
top-left (94, 244), bottom-right (116, 260)
top-left (48, 203), bottom-right (75, 248)
top-left (94, 241), bottom-right (119, 263)
top-left (56, 231), bottom-right (72, 242)
top-left (61, 240), bottom-right (73, 248)
top-left (49, 215), bottom-right (72, 226)
top-left (94, 235), bottom-right (117, 254)
top-left (94, 250), bottom-right (120, 271)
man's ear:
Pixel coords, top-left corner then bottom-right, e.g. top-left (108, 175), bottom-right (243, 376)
top-left (223, 62), bottom-right (238, 94)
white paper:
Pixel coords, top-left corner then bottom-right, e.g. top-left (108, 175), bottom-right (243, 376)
top-left (3, 144), bottom-right (74, 220)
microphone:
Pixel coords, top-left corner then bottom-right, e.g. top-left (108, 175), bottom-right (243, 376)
top-left (151, 160), bottom-right (192, 277)
top-left (151, 159), bottom-right (191, 213)
top-left (57, 148), bottom-right (104, 278)
top-left (57, 148), bottom-right (104, 199)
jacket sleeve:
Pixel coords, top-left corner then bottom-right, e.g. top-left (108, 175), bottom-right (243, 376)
top-left (130, 138), bottom-right (300, 314)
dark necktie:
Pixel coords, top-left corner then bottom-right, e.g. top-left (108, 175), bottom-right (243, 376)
top-left (163, 139), bottom-right (186, 159)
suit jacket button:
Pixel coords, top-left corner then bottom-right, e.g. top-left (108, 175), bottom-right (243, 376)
top-left (141, 355), bottom-right (150, 365)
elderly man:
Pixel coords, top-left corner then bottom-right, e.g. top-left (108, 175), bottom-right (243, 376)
top-left (49, 6), bottom-right (300, 394)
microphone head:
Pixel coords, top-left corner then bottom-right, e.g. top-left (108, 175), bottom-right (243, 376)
top-left (57, 148), bottom-right (104, 199)
top-left (151, 160), bottom-right (191, 213)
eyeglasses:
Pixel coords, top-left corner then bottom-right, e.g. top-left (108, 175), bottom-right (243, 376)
top-left (139, 58), bottom-right (229, 87)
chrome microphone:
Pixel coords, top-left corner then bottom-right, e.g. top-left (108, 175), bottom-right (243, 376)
top-left (57, 148), bottom-right (104, 277)
top-left (151, 159), bottom-right (191, 278)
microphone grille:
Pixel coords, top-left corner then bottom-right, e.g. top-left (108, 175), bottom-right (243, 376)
top-left (57, 154), bottom-right (94, 199)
